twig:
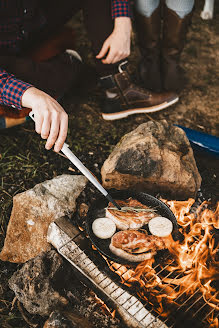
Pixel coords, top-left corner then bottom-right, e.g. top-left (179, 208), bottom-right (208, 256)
top-left (17, 301), bottom-right (38, 328)
top-left (10, 297), bottom-right (17, 311)
top-left (196, 124), bottom-right (205, 130)
top-left (53, 150), bottom-right (68, 159)
top-left (1, 190), bottom-right (12, 198)
top-left (144, 113), bottom-right (157, 122)
top-left (21, 128), bottom-right (35, 132)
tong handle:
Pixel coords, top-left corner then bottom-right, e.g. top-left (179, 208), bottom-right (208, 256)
top-left (61, 143), bottom-right (108, 196)
top-left (29, 111), bottom-right (108, 196)
top-left (61, 145), bottom-right (121, 209)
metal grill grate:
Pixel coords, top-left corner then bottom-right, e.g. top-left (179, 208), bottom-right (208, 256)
top-left (47, 217), bottom-right (218, 328)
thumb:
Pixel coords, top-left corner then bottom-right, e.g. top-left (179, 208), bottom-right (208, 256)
top-left (96, 40), bottom-right (110, 59)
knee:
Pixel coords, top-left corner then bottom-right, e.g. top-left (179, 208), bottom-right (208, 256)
top-left (135, 0), bottom-right (160, 17)
top-left (165, 0), bottom-right (195, 18)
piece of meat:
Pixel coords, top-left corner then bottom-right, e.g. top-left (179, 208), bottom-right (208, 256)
top-left (109, 230), bottom-right (166, 262)
top-left (106, 198), bottom-right (157, 230)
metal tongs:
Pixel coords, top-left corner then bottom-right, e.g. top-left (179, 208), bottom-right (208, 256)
top-left (29, 111), bottom-right (121, 210)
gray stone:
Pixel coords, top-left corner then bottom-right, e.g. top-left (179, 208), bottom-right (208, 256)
top-left (43, 311), bottom-right (78, 328)
top-left (101, 120), bottom-right (201, 199)
top-left (9, 250), bottom-right (69, 316)
top-left (0, 174), bottom-right (87, 263)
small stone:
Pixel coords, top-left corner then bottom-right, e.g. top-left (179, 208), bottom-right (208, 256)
top-left (68, 167), bottom-right (76, 172)
top-left (43, 311), bottom-right (77, 328)
top-left (101, 120), bottom-right (201, 199)
top-left (78, 202), bottom-right (89, 218)
top-left (0, 174), bottom-right (87, 263)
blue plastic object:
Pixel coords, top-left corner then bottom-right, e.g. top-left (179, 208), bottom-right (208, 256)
top-left (175, 125), bottom-right (219, 156)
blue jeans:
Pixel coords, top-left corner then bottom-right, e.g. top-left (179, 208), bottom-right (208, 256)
top-left (135, 0), bottom-right (195, 18)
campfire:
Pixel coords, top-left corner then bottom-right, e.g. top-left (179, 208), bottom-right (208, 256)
top-left (107, 199), bottom-right (219, 327)
top-left (48, 196), bottom-right (219, 328)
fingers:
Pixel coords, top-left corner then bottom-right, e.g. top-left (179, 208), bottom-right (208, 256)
top-left (41, 112), bottom-right (51, 139)
top-left (97, 31), bottom-right (131, 64)
top-left (24, 89), bottom-right (68, 150)
top-left (96, 40), bottom-right (110, 59)
top-left (54, 112), bottom-right (68, 152)
top-left (102, 47), bottom-right (115, 64)
top-left (34, 112), bottom-right (43, 135)
top-left (102, 49), bottom-right (130, 64)
top-left (32, 102), bottom-right (68, 151)
top-left (45, 111), bottom-right (60, 150)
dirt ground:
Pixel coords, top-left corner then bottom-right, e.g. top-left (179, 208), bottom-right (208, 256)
top-left (0, 1), bottom-right (218, 327)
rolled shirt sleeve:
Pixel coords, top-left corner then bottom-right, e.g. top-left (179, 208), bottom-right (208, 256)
top-left (0, 68), bottom-right (32, 110)
top-left (112, 0), bottom-right (132, 18)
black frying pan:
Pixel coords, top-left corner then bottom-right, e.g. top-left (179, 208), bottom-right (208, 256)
top-left (85, 190), bottom-right (180, 265)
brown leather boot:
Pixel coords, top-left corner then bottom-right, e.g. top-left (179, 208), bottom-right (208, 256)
top-left (100, 62), bottom-right (178, 121)
top-left (135, 5), bottom-right (162, 92)
top-left (162, 5), bottom-right (193, 91)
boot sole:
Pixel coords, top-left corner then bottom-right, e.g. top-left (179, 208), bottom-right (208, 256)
top-left (102, 96), bottom-right (179, 121)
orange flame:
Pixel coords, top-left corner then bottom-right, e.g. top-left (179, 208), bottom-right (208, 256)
top-left (108, 200), bottom-right (219, 327)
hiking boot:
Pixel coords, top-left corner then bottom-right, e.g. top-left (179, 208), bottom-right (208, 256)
top-left (100, 62), bottom-right (179, 121)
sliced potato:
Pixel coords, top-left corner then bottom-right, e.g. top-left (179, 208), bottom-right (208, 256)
top-left (92, 217), bottom-right (116, 239)
top-left (148, 216), bottom-right (173, 237)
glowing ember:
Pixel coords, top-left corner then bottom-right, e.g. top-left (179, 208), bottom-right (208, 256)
top-left (91, 291), bottom-right (116, 318)
top-left (108, 200), bottom-right (219, 327)
top-left (92, 244), bottom-right (97, 251)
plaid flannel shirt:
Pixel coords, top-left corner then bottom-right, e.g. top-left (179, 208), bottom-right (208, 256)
top-left (112, 0), bottom-right (131, 18)
top-left (0, 0), bottom-right (131, 110)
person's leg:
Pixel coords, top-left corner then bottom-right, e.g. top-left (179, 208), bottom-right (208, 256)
top-left (82, 0), bottom-right (118, 76)
top-left (134, 0), bottom-right (162, 91)
top-left (0, 50), bottom-right (84, 129)
top-left (81, 0), bottom-right (178, 120)
top-left (135, 0), bottom-right (160, 18)
top-left (23, 0), bottom-right (83, 53)
top-left (162, 0), bottom-right (195, 91)
top-left (166, 0), bottom-right (195, 19)
top-left (0, 0), bottom-right (84, 129)
top-left (0, 53), bottom-right (82, 101)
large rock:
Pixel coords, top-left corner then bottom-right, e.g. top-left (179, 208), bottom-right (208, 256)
top-left (9, 250), bottom-right (69, 316)
top-left (0, 174), bottom-right (87, 263)
top-left (101, 121), bottom-right (201, 199)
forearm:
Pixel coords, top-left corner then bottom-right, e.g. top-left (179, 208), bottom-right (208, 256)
top-left (21, 87), bottom-right (48, 109)
top-left (114, 16), bottom-right (132, 34)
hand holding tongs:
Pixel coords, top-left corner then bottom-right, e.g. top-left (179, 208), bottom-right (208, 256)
top-left (29, 111), bottom-right (121, 210)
